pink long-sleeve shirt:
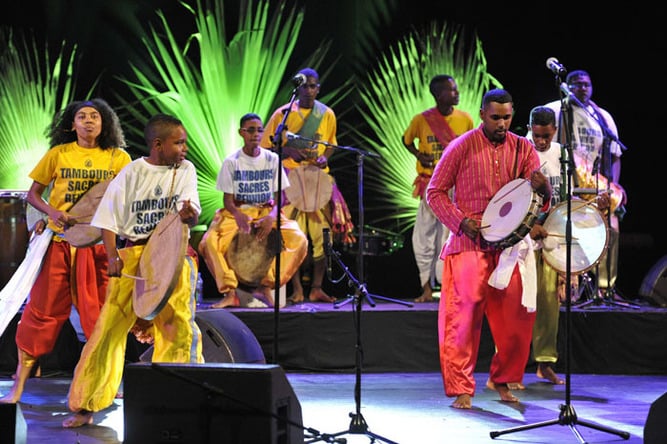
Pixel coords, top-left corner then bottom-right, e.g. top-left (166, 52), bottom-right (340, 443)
top-left (426, 125), bottom-right (543, 256)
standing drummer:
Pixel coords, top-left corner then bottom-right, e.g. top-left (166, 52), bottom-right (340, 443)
top-left (200, 113), bottom-right (308, 308)
top-left (0, 99), bottom-right (131, 405)
top-left (426, 89), bottom-right (551, 409)
top-left (261, 67), bottom-right (352, 304)
top-left (63, 113), bottom-right (203, 428)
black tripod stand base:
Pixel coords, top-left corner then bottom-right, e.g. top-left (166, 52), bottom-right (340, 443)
top-left (325, 412), bottom-right (399, 444)
top-left (490, 403), bottom-right (630, 443)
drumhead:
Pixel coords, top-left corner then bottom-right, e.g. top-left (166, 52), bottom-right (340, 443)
top-left (133, 213), bottom-right (189, 320)
top-left (541, 199), bottom-right (608, 274)
top-left (226, 228), bottom-right (280, 287)
top-left (481, 178), bottom-right (542, 249)
top-left (64, 180), bottom-right (111, 247)
top-left (285, 165), bottom-right (333, 212)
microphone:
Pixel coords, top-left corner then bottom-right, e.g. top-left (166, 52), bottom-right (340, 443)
top-left (559, 82), bottom-right (573, 99)
top-left (291, 73), bottom-right (306, 87)
top-left (546, 57), bottom-right (567, 76)
top-left (322, 228), bottom-right (333, 279)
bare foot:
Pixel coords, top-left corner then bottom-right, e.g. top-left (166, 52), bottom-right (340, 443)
top-left (452, 394), bottom-right (472, 409)
top-left (211, 289), bottom-right (239, 308)
top-left (309, 287), bottom-right (335, 303)
top-left (253, 286), bottom-right (274, 307)
top-left (288, 290), bottom-right (304, 304)
top-left (62, 410), bottom-right (93, 428)
top-left (0, 392), bottom-right (20, 404)
top-left (414, 283), bottom-right (434, 303)
top-left (507, 382), bottom-right (526, 390)
top-left (537, 363), bottom-right (564, 385)
top-left (486, 379), bottom-right (519, 402)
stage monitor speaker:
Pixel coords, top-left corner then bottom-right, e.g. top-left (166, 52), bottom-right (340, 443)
top-left (639, 255), bottom-right (667, 307)
top-left (0, 403), bottom-right (26, 444)
top-left (123, 362), bottom-right (303, 444)
top-left (644, 391), bottom-right (667, 444)
top-left (139, 309), bottom-right (266, 364)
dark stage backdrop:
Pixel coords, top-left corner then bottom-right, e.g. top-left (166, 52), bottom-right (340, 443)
top-left (2, 1), bottom-right (662, 301)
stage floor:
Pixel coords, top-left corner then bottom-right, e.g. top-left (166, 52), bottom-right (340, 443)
top-left (2, 371), bottom-right (663, 443)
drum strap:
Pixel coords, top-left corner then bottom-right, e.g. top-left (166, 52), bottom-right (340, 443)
top-left (422, 108), bottom-right (457, 148)
top-left (284, 101), bottom-right (326, 150)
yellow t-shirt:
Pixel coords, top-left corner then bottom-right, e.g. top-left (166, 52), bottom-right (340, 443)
top-left (29, 141), bottom-right (132, 233)
top-left (260, 101), bottom-right (337, 172)
top-left (403, 108), bottom-right (474, 175)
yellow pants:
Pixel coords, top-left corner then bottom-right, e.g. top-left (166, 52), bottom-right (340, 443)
top-left (199, 207), bottom-right (308, 293)
top-left (67, 245), bottom-right (203, 413)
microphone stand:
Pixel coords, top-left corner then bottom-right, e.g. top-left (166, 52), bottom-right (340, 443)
top-left (291, 134), bottom-right (409, 444)
top-left (269, 84), bottom-right (301, 364)
top-left (490, 75), bottom-right (630, 443)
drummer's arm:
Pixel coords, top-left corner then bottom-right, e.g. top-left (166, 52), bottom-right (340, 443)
top-left (102, 229), bottom-right (122, 277)
top-left (26, 180), bottom-right (72, 229)
top-left (223, 194), bottom-right (251, 234)
top-left (178, 199), bottom-right (199, 227)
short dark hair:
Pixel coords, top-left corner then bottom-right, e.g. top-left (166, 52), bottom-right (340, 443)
top-left (144, 114), bottom-right (183, 147)
top-left (566, 70), bottom-right (591, 85)
top-left (429, 74), bottom-right (454, 98)
top-left (482, 88), bottom-right (513, 107)
top-left (240, 113), bottom-right (262, 127)
top-left (529, 106), bottom-right (556, 127)
top-left (298, 67), bottom-right (319, 81)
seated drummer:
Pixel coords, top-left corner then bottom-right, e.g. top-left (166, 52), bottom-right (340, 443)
top-left (199, 113), bottom-right (308, 308)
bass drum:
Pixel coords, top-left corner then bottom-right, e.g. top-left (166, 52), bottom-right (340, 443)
top-left (541, 199), bottom-right (608, 274)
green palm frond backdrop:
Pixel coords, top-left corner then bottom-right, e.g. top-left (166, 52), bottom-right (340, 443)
top-left (352, 22), bottom-right (502, 234)
top-left (115, 0), bottom-right (316, 225)
top-left (0, 29), bottom-right (78, 190)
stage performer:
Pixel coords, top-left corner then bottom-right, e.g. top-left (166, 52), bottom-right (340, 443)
top-left (403, 74), bottom-right (473, 302)
top-left (63, 113), bottom-right (203, 427)
top-left (261, 67), bottom-right (354, 304)
top-left (426, 89), bottom-right (551, 409)
top-left (200, 113), bottom-right (308, 308)
top-left (0, 99), bottom-right (130, 404)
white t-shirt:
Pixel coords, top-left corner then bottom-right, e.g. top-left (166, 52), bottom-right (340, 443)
top-left (92, 157), bottom-right (201, 242)
top-left (545, 99), bottom-right (621, 175)
top-left (217, 148), bottom-right (288, 204)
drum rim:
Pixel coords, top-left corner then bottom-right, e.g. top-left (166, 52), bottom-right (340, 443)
top-left (541, 198), bottom-right (610, 274)
top-left (481, 179), bottom-right (543, 250)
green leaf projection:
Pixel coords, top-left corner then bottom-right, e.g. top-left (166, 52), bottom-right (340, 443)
top-left (352, 22), bottom-right (502, 234)
top-left (116, 0), bottom-right (306, 225)
top-left (0, 29), bottom-right (78, 190)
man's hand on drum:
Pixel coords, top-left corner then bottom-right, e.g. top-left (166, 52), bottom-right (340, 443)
top-left (460, 217), bottom-right (480, 240)
top-left (530, 223), bottom-right (549, 241)
top-left (596, 191), bottom-right (611, 211)
top-left (530, 170), bottom-right (551, 199)
top-left (50, 209), bottom-right (74, 230)
top-left (234, 213), bottom-right (252, 234)
top-left (313, 154), bottom-right (328, 169)
top-left (252, 215), bottom-right (275, 241)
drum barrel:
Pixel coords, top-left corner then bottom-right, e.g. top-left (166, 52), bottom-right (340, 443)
top-left (0, 192), bottom-right (29, 287)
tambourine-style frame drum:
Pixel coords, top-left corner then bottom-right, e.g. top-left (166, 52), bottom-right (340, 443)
top-left (481, 178), bottom-right (543, 250)
top-left (0, 190), bottom-right (28, 287)
top-left (64, 180), bottom-right (111, 247)
top-left (284, 165), bottom-right (333, 212)
top-left (541, 199), bottom-right (609, 274)
top-left (226, 227), bottom-right (280, 287)
top-left (133, 213), bottom-right (189, 320)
